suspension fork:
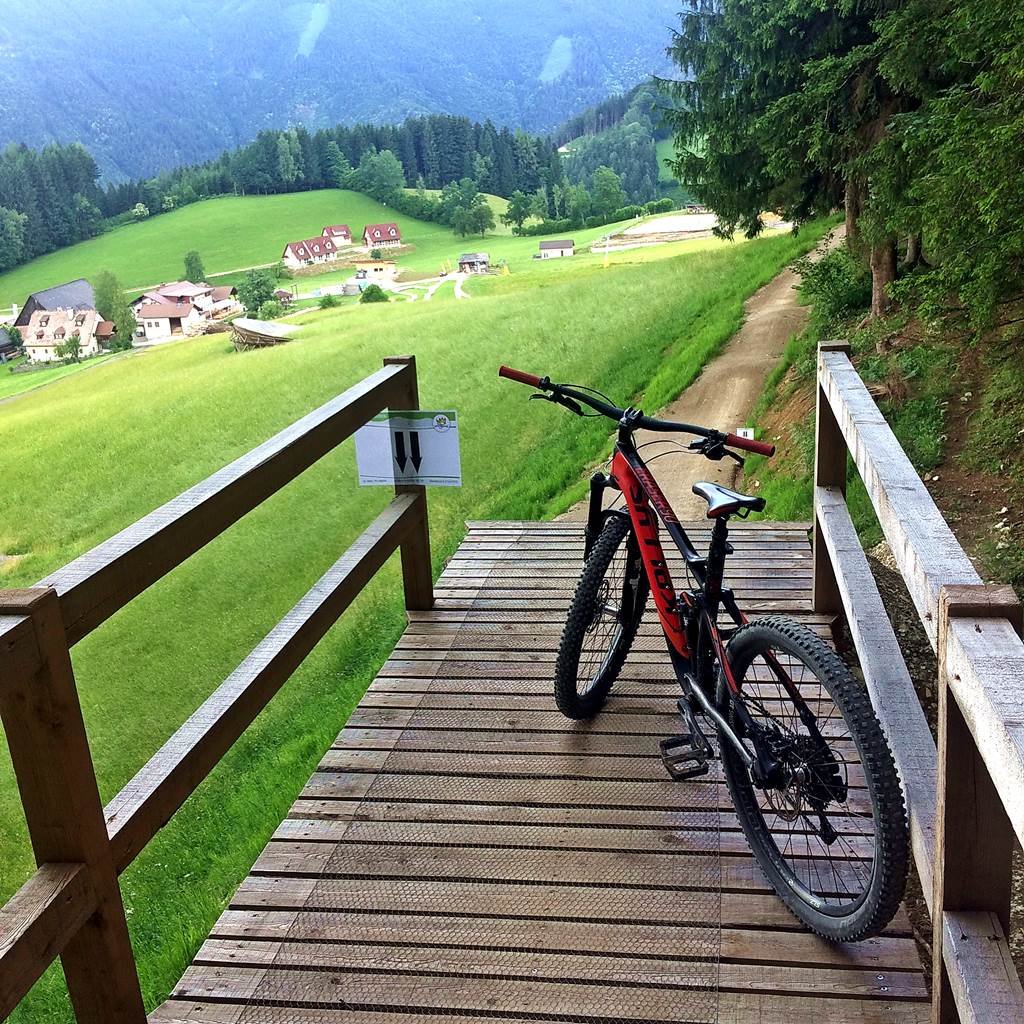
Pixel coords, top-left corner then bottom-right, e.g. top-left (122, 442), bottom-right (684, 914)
top-left (584, 471), bottom-right (616, 559)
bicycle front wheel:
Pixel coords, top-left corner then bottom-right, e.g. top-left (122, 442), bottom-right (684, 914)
top-left (554, 515), bottom-right (647, 719)
top-left (717, 615), bottom-right (908, 941)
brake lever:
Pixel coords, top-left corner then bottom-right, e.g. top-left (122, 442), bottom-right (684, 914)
top-left (688, 437), bottom-right (745, 466)
top-left (530, 392), bottom-right (584, 415)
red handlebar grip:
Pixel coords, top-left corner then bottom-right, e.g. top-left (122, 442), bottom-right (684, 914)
top-left (499, 365), bottom-right (544, 388)
top-left (726, 433), bottom-right (776, 457)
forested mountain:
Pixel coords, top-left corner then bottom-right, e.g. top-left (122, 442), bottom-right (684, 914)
top-left (0, 0), bottom-right (677, 182)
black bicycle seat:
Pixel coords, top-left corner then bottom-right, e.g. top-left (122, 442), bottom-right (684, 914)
top-left (692, 481), bottom-right (766, 519)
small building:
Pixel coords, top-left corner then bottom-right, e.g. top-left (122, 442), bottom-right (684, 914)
top-left (352, 260), bottom-right (397, 281)
top-left (458, 253), bottom-right (490, 274)
top-left (538, 239), bottom-right (575, 259)
top-left (135, 302), bottom-right (206, 343)
top-left (15, 279), bottom-right (95, 328)
top-left (281, 237), bottom-right (341, 270)
top-left (274, 289), bottom-right (294, 307)
top-left (22, 308), bottom-right (112, 363)
top-left (322, 225), bottom-right (352, 246)
top-left (362, 222), bottom-right (402, 249)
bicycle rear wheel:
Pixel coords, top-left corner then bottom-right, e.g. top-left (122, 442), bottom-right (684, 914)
top-left (554, 515), bottom-right (648, 719)
top-left (717, 615), bottom-right (908, 941)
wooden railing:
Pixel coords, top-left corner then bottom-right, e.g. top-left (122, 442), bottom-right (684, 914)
top-left (0, 355), bottom-right (432, 1022)
top-left (812, 342), bottom-right (1024, 1024)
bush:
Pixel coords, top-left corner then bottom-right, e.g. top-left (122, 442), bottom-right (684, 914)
top-left (256, 300), bottom-right (283, 320)
top-left (795, 247), bottom-right (871, 333)
top-left (318, 293), bottom-right (340, 309)
top-left (644, 197), bottom-right (676, 214)
top-left (369, 248), bottom-right (383, 260)
top-left (359, 284), bottom-right (389, 304)
top-left (612, 205), bottom-right (644, 220)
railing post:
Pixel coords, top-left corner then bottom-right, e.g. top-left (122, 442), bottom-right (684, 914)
top-left (0, 588), bottom-right (146, 1023)
top-left (383, 356), bottom-right (434, 610)
top-left (932, 584), bottom-right (1022, 1024)
top-left (812, 341), bottom-right (850, 614)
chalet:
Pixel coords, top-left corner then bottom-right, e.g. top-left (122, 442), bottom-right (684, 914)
top-left (135, 301), bottom-right (206, 342)
top-left (22, 308), bottom-right (113, 363)
top-left (362, 223), bottom-right (402, 249)
top-left (281, 237), bottom-right (341, 270)
top-left (538, 239), bottom-right (574, 259)
top-left (15, 278), bottom-right (95, 328)
top-left (322, 225), bottom-right (352, 246)
top-left (131, 282), bottom-right (240, 341)
top-left (458, 253), bottom-right (490, 274)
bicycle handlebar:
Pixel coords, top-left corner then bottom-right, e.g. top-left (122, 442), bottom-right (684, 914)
top-left (498, 364), bottom-right (776, 457)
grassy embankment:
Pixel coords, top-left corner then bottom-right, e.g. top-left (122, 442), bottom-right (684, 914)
top-left (743, 243), bottom-right (1024, 593)
top-left (0, 222), bottom-right (825, 1021)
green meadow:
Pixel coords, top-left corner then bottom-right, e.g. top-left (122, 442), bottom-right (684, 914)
top-left (0, 222), bottom-right (825, 1021)
top-left (0, 188), bottom-right (633, 307)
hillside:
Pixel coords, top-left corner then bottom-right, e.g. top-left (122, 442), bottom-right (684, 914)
top-left (0, 225), bottom-right (824, 1021)
top-left (0, 189), bottom-right (523, 306)
top-left (0, 1), bottom-right (678, 181)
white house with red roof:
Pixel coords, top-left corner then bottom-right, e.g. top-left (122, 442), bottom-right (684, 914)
top-left (362, 222), bottom-right (402, 249)
top-left (281, 236), bottom-right (341, 270)
top-left (322, 225), bottom-right (352, 245)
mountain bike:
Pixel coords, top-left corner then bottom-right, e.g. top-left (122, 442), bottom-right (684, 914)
top-left (499, 365), bottom-right (909, 942)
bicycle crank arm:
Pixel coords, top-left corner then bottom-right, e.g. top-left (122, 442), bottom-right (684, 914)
top-left (687, 684), bottom-right (755, 769)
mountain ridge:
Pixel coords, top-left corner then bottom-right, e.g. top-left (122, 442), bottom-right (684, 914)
top-left (0, 0), bottom-right (678, 181)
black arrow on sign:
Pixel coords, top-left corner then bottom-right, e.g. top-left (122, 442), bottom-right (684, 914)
top-left (410, 431), bottom-right (423, 471)
top-left (394, 431), bottom-right (408, 472)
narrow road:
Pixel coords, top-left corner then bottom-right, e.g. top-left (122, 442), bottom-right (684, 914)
top-left (562, 230), bottom-right (838, 522)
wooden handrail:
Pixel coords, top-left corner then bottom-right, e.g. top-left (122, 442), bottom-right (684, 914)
top-left (1, 360), bottom-right (411, 652)
top-left (813, 344), bottom-right (1024, 1024)
top-left (104, 492), bottom-right (422, 872)
top-left (0, 358), bottom-right (434, 1021)
top-left (0, 864), bottom-right (95, 1019)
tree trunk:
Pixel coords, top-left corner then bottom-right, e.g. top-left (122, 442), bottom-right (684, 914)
top-left (844, 178), bottom-right (864, 251)
top-left (905, 234), bottom-right (922, 266)
top-left (870, 240), bottom-right (897, 317)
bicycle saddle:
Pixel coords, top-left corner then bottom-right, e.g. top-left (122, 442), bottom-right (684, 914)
top-left (692, 481), bottom-right (766, 519)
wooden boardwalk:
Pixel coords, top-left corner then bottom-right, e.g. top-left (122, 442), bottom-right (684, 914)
top-left (153, 521), bottom-right (928, 1024)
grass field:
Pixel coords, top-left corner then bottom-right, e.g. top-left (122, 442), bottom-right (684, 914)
top-left (0, 188), bottom-right (648, 308)
top-left (0, 353), bottom-right (118, 401)
top-left (0, 221), bottom-right (826, 1021)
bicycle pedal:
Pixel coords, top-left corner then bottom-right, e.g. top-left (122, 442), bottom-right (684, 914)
top-left (660, 735), bottom-right (710, 781)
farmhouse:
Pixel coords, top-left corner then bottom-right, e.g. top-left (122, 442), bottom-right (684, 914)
top-left (22, 308), bottom-right (114, 363)
top-left (362, 222), bottom-right (402, 249)
top-left (281, 236), bottom-right (341, 270)
top-left (135, 302), bottom-right (206, 342)
top-left (538, 239), bottom-right (574, 259)
top-left (15, 278), bottom-right (95, 328)
top-left (352, 260), bottom-right (397, 281)
top-left (322, 225), bottom-right (352, 245)
top-left (458, 253), bottom-right (490, 274)
top-left (132, 281), bottom-right (240, 342)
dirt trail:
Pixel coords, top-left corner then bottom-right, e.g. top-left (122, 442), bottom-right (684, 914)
top-left (562, 231), bottom-right (837, 522)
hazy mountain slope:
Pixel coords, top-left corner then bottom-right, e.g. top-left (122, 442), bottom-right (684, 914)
top-left (0, 0), bottom-right (678, 181)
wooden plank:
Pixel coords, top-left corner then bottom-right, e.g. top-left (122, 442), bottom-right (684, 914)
top-left (229, 874), bottom-right (914, 935)
top-left (29, 361), bottom-right (411, 647)
top-left (0, 863), bottom-right (96, 1019)
top-left (815, 486), bottom-right (936, 904)
top-left (0, 588), bottom-right (146, 1022)
top-left (818, 350), bottom-right (980, 648)
top-left (210, 907), bottom-right (922, 969)
top-left (191, 937), bottom-right (927, 1000)
top-left (941, 911), bottom-right (1024, 1024)
top-left (151, 999), bottom-right (927, 1024)
top-left (105, 494), bottom-right (419, 873)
